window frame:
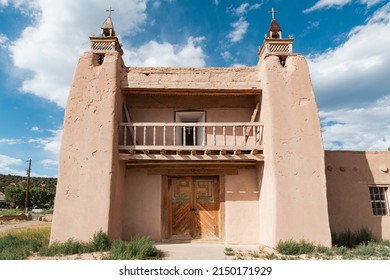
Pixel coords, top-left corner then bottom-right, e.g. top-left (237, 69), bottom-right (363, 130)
top-left (368, 185), bottom-right (390, 216)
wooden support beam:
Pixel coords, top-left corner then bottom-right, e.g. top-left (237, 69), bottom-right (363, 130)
top-left (204, 150), bottom-right (211, 155)
top-left (251, 149), bottom-right (258, 155)
top-left (191, 150), bottom-right (197, 155)
top-left (129, 149), bottom-right (135, 155)
top-left (177, 149), bottom-right (182, 155)
top-left (143, 150), bottom-right (149, 155)
top-left (234, 149), bottom-right (241, 155)
top-left (220, 149), bottom-right (227, 155)
top-left (160, 149), bottom-right (166, 155)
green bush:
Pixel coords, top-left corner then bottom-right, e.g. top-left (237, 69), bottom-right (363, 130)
top-left (332, 228), bottom-right (375, 248)
top-left (276, 239), bottom-right (316, 255)
top-left (104, 236), bottom-right (160, 260)
top-left (91, 230), bottom-right (110, 251)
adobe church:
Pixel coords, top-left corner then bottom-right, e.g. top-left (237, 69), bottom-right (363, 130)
top-left (50, 12), bottom-right (390, 248)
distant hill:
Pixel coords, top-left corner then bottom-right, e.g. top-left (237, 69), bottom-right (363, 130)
top-left (0, 174), bottom-right (57, 194)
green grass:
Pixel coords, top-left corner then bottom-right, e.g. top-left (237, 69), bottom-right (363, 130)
top-left (0, 226), bottom-right (50, 260)
top-left (0, 209), bottom-right (24, 216)
top-left (103, 236), bottom-right (160, 260)
top-left (276, 239), bottom-right (316, 255)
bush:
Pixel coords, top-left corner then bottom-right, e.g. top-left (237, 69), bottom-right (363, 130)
top-left (276, 239), bottom-right (316, 255)
top-left (104, 236), bottom-right (160, 260)
top-left (91, 230), bottom-right (110, 251)
top-left (332, 228), bottom-right (375, 248)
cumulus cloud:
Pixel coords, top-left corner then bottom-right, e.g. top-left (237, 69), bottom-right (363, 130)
top-left (6, 0), bottom-right (208, 108)
top-left (227, 17), bottom-right (249, 43)
top-left (304, 0), bottom-right (385, 13)
top-left (125, 37), bottom-right (207, 67)
top-left (321, 96), bottom-right (390, 151)
top-left (0, 154), bottom-right (24, 175)
top-left (308, 2), bottom-right (390, 109)
top-left (28, 129), bottom-right (62, 159)
top-left (8, 0), bottom-right (148, 108)
top-left (0, 138), bottom-right (24, 145)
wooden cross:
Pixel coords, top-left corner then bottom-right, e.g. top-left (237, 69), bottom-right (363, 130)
top-left (106, 7), bottom-right (114, 17)
top-left (268, 8), bottom-right (277, 20)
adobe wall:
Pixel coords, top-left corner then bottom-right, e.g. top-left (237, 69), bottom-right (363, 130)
top-left (123, 167), bottom-right (260, 244)
top-left (325, 151), bottom-right (390, 240)
top-left (224, 168), bottom-right (259, 244)
top-left (50, 51), bottom-right (125, 243)
top-left (258, 55), bottom-right (331, 247)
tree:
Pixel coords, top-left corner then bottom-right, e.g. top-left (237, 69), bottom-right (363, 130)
top-left (4, 185), bottom-right (25, 208)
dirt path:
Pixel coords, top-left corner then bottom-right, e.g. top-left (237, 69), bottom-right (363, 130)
top-left (0, 220), bottom-right (51, 233)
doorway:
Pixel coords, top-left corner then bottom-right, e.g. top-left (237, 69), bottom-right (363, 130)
top-left (166, 176), bottom-right (220, 240)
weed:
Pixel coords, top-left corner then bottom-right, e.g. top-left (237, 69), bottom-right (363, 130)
top-left (276, 239), bottom-right (315, 255)
top-left (0, 227), bottom-right (50, 260)
top-left (91, 230), bottom-right (110, 251)
top-left (224, 247), bottom-right (235, 256)
top-left (103, 236), bottom-right (160, 260)
top-left (332, 228), bottom-right (375, 248)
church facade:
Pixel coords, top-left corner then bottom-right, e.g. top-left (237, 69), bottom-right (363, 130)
top-left (50, 15), bottom-right (390, 247)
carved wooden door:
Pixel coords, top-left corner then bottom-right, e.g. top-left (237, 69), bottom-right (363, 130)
top-left (169, 176), bottom-right (219, 239)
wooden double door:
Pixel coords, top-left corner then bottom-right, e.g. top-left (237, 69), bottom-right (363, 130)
top-left (167, 176), bottom-right (220, 240)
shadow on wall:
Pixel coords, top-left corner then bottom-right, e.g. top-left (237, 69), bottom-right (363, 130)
top-left (325, 151), bottom-right (390, 240)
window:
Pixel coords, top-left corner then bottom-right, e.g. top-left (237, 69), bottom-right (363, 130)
top-left (368, 186), bottom-right (389, 216)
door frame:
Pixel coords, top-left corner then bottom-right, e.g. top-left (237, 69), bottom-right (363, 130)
top-left (161, 174), bottom-right (225, 242)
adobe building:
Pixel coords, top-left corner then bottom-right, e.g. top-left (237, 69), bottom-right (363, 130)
top-left (50, 13), bottom-right (390, 248)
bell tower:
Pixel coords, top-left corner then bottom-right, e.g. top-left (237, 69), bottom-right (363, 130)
top-left (89, 7), bottom-right (123, 64)
top-left (258, 8), bottom-right (293, 63)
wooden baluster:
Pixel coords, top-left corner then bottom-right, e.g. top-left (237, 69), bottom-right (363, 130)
top-left (133, 125), bottom-right (137, 146)
top-left (223, 126), bottom-right (226, 146)
top-left (202, 126), bottom-right (206, 146)
top-left (193, 126), bottom-right (196, 146)
top-left (243, 125), bottom-right (246, 146)
top-left (163, 126), bottom-right (166, 146)
top-left (253, 125), bottom-right (256, 146)
top-left (213, 126), bottom-right (216, 146)
top-left (183, 126), bottom-right (186, 146)
top-left (153, 126), bottom-right (156, 146)
top-left (233, 126), bottom-right (236, 146)
top-left (123, 125), bottom-right (127, 146)
top-left (173, 126), bottom-right (176, 146)
top-left (143, 126), bottom-right (146, 145)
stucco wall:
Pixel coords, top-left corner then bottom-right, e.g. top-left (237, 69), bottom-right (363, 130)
top-left (224, 168), bottom-right (260, 244)
top-left (122, 169), bottom-right (162, 241)
top-left (326, 151), bottom-right (390, 240)
top-left (258, 54), bottom-right (331, 247)
top-left (51, 51), bottom-right (124, 243)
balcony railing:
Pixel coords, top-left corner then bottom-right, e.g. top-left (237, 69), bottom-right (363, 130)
top-left (119, 122), bottom-right (263, 161)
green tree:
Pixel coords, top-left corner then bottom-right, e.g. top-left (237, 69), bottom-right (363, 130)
top-left (4, 185), bottom-right (26, 208)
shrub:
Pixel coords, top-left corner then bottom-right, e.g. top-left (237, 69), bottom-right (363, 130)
top-left (104, 236), bottom-right (160, 260)
top-left (91, 230), bottom-right (110, 251)
top-left (276, 239), bottom-right (316, 255)
top-left (332, 228), bottom-right (375, 248)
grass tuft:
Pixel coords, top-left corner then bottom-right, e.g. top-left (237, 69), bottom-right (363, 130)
top-left (276, 239), bottom-right (316, 255)
top-left (103, 236), bottom-right (160, 260)
top-left (332, 228), bottom-right (375, 248)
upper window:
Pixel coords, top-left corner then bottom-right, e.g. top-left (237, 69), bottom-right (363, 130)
top-left (368, 186), bottom-right (389, 216)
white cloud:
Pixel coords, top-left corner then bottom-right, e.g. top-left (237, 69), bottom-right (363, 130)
top-left (0, 154), bottom-right (24, 175)
top-left (221, 51), bottom-right (232, 60)
top-left (31, 126), bottom-right (40, 132)
top-left (0, 138), bottom-right (24, 145)
top-left (308, 2), bottom-right (390, 109)
top-left (234, 3), bottom-right (250, 16)
top-left (0, 34), bottom-right (8, 44)
top-left (213, 0), bottom-right (219, 6)
top-left (8, 0), bottom-right (148, 108)
top-left (40, 159), bottom-right (58, 167)
top-left (227, 17), bottom-right (249, 43)
top-left (125, 37), bottom-right (207, 67)
top-left (321, 96), bottom-right (390, 151)
top-left (250, 3), bottom-right (262, 11)
top-left (28, 129), bottom-right (62, 159)
top-left (304, 0), bottom-right (385, 13)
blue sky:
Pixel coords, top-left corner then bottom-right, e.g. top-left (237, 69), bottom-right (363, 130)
top-left (0, 0), bottom-right (389, 177)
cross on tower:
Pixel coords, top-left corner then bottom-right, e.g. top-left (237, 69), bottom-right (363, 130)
top-left (268, 8), bottom-right (277, 20)
top-left (106, 6), bottom-right (114, 17)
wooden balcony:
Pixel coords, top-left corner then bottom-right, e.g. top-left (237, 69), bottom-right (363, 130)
top-left (119, 122), bottom-right (264, 161)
